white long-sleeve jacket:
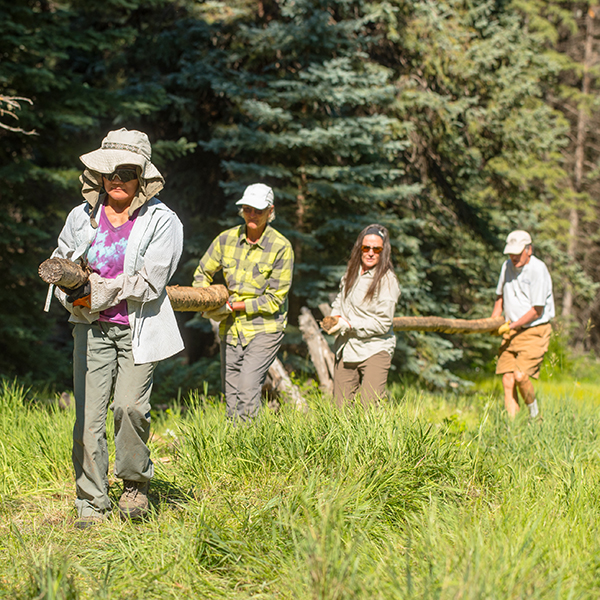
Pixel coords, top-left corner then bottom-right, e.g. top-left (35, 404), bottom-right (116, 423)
top-left (48, 197), bottom-right (185, 364)
top-left (331, 268), bottom-right (400, 362)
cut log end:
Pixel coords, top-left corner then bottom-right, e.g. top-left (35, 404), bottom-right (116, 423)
top-left (38, 257), bottom-right (89, 289)
top-left (321, 315), bottom-right (339, 335)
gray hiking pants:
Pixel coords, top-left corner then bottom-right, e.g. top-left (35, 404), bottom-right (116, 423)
top-left (72, 322), bottom-right (155, 518)
top-left (221, 331), bottom-right (284, 421)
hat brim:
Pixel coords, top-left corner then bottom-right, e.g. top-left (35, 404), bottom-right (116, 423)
top-left (80, 148), bottom-right (162, 180)
top-left (503, 243), bottom-right (527, 254)
top-left (235, 198), bottom-right (272, 210)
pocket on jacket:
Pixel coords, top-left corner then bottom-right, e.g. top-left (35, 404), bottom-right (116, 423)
top-left (252, 264), bottom-right (270, 290)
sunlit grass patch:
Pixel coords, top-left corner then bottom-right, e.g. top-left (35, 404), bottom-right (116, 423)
top-left (2, 376), bottom-right (600, 598)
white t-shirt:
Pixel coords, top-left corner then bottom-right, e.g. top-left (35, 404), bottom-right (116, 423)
top-left (496, 255), bottom-right (554, 327)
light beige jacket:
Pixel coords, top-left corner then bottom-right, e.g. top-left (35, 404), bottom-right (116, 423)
top-left (331, 268), bottom-right (400, 362)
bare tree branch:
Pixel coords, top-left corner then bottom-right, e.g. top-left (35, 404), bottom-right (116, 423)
top-left (0, 95), bottom-right (37, 135)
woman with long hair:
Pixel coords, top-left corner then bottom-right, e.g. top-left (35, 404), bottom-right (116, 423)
top-left (326, 224), bottom-right (400, 406)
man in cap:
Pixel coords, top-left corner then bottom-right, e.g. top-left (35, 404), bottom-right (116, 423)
top-left (192, 183), bottom-right (294, 420)
top-left (491, 230), bottom-right (554, 419)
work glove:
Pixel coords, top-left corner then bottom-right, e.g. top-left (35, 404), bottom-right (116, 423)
top-left (326, 315), bottom-right (351, 336)
top-left (496, 321), bottom-right (511, 336)
top-left (66, 282), bottom-right (91, 308)
top-left (203, 300), bottom-right (234, 322)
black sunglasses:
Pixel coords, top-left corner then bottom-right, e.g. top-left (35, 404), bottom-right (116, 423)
top-left (104, 168), bottom-right (138, 183)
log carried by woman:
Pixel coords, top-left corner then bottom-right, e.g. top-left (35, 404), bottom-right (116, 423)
top-left (39, 257), bottom-right (229, 311)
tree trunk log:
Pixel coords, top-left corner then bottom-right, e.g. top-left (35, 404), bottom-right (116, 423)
top-left (38, 257), bottom-right (89, 289)
top-left (322, 314), bottom-right (504, 335)
top-left (39, 257), bottom-right (229, 312)
top-left (166, 285), bottom-right (229, 312)
top-left (298, 306), bottom-right (335, 393)
top-left (392, 315), bottom-right (504, 334)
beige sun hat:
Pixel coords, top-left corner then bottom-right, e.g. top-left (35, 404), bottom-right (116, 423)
top-left (503, 230), bottom-right (532, 254)
top-left (79, 128), bottom-right (163, 180)
top-left (235, 183), bottom-right (274, 210)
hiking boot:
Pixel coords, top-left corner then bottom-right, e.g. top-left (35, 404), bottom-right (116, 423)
top-left (118, 480), bottom-right (149, 520)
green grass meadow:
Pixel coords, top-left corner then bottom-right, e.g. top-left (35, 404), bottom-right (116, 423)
top-left (2, 373), bottom-right (600, 599)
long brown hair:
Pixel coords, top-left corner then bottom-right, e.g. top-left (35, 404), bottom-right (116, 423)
top-left (343, 224), bottom-right (396, 302)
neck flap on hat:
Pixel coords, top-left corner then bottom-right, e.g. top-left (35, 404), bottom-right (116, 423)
top-left (79, 169), bottom-right (164, 228)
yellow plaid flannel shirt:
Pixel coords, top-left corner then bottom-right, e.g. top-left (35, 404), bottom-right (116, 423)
top-left (193, 224), bottom-right (294, 346)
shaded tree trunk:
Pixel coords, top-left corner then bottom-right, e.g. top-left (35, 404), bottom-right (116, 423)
top-left (563, 6), bottom-right (595, 318)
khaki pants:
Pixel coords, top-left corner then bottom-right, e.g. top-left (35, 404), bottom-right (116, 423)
top-left (72, 322), bottom-right (155, 518)
top-left (333, 351), bottom-right (392, 407)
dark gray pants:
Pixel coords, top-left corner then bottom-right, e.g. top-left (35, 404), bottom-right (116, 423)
top-left (73, 322), bottom-right (155, 518)
top-left (221, 331), bottom-right (284, 420)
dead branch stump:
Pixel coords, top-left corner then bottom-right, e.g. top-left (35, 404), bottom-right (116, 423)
top-left (298, 306), bottom-right (335, 394)
top-left (268, 358), bottom-right (308, 412)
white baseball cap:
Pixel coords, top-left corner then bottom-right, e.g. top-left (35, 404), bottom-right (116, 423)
top-left (503, 230), bottom-right (532, 254)
top-left (235, 183), bottom-right (274, 210)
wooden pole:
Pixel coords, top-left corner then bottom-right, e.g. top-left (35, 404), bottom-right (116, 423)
top-left (392, 315), bottom-right (504, 334)
top-left (322, 314), bottom-right (505, 335)
top-left (166, 285), bottom-right (229, 312)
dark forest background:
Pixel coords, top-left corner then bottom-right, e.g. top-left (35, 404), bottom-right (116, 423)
top-left (2, 0), bottom-right (600, 399)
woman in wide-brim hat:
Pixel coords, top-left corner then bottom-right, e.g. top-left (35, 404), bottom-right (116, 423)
top-left (325, 224), bottom-right (400, 407)
top-left (48, 128), bottom-right (184, 528)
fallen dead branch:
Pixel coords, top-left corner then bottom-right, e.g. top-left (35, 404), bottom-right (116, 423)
top-left (299, 307), bottom-right (334, 394)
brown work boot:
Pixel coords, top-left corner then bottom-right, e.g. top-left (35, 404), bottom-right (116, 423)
top-left (118, 480), bottom-right (149, 520)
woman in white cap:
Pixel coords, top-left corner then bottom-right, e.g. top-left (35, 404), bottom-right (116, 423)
top-left (50, 128), bottom-right (184, 528)
top-left (192, 183), bottom-right (294, 421)
top-left (325, 224), bottom-right (400, 406)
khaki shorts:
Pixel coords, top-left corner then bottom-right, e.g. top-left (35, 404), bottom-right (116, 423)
top-left (496, 322), bottom-right (552, 379)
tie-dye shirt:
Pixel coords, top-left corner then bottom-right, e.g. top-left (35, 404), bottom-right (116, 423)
top-left (87, 204), bottom-right (139, 325)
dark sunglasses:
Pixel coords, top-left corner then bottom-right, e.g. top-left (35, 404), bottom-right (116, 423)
top-left (104, 168), bottom-right (138, 183)
top-left (361, 245), bottom-right (383, 254)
